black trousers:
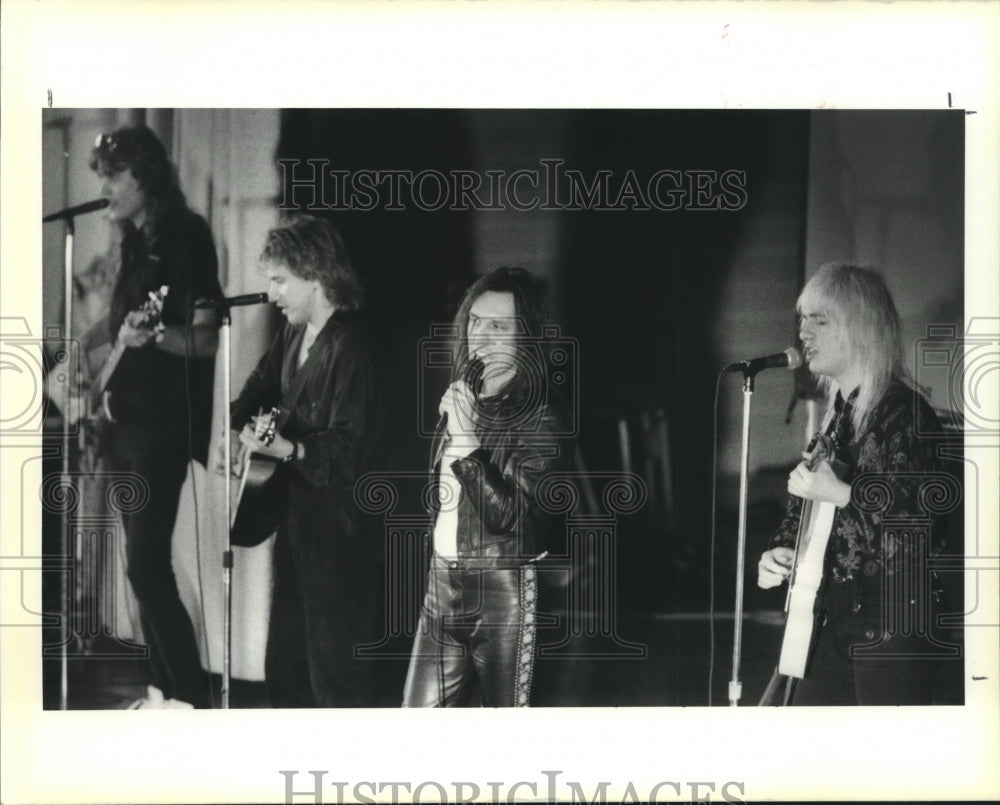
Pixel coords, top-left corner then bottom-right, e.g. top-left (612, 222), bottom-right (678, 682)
top-left (108, 425), bottom-right (209, 707)
top-left (403, 555), bottom-right (538, 707)
top-left (264, 524), bottom-right (378, 708)
top-left (792, 575), bottom-right (953, 706)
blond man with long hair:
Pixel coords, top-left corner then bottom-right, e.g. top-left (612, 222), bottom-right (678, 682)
top-left (758, 263), bottom-right (954, 705)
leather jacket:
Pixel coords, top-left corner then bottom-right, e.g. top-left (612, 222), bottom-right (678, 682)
top-left (429, 387), bottom-right (574, 569)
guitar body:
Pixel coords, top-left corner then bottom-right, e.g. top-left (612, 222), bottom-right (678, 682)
top-left (230, 407), bottom-right (285, 548)
top-left (230, 455), bottom-right (285, 547)
top-left (778, 498), bottom-right (836, 678)
top-left (777, 435), bottom-right (845, 679)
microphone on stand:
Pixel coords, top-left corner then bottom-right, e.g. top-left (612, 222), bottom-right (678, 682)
top-left (723, 347), bottom-right (802, 375)
top-left (42, 198), bottom-right (110, 223)
top-left (192, 293), bottom-right (269, 309)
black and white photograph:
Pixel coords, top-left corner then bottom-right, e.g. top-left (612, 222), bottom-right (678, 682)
top-left (2, 3), bottom-right (998, 804)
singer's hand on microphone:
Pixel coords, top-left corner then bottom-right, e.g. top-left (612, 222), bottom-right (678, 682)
top-left (787, 460), bottom-right (851, 507)
top-left (758, 547), bottom-right (795, 589)
top-left (439, 380), bottom-right (479, 455)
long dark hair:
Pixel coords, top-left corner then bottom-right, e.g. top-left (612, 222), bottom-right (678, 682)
top-left (92, 126), bottom-right (190, 336)
top-left (89, 125), bottom-right (187, 231)
top-left (451, 266), bottom-right (554, 401)
top-left (260, 215), bottom-right (365, 311)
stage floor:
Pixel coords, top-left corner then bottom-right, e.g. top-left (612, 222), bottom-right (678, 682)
top-left (43, 609), bottom-right (963, 709)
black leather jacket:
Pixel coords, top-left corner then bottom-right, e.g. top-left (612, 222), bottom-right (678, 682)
top-left (430, 387), bottom-right (574, 569)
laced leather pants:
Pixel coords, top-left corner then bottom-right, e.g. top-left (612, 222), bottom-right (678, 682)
top-left (403, 555), bottom-right (538, 707)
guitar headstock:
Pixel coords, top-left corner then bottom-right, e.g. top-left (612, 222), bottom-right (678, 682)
top-left (135, 285), bottom-right (170, 335)
top-left (254, 406), bottom-right (280, 447)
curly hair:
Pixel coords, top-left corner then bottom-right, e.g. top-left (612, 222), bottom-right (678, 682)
top-left (259, 215), bottom-right (365, 311)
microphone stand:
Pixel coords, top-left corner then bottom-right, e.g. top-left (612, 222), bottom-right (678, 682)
top-left (44, 201), bottom-right (109, 710)
top-left (57, 215), bottom-right (76, 711)
top-left (220, 307), bottom-right (234, 709)
top-left (729, 369), bottom-right (756, 706)
top-left (200, 294), bottom-right (266, 709)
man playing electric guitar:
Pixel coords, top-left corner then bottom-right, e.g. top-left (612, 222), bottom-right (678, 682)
top-left (91, 126), bottom-right (223, 709)
top-left (757, 263), bottom-right (953, 706)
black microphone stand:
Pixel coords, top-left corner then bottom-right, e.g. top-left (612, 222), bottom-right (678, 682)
top-left (729, 368), bottom-right (756, 707)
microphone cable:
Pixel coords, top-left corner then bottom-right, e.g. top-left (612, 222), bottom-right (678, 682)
top-left (707, 368), bottom-right (725, 706)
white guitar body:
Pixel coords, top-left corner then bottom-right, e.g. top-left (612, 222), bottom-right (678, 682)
top-left (777, 433), bottom-right (843, 680)
top-left (778, 498), bottom-right (836, 678)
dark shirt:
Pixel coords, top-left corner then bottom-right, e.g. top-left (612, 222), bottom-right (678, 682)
top-left (231, 311), bottom-right (383, 554)
top-left (769, 379), bottom-right (946, 583)
top-left (105, 207), bottom-right (221, 462)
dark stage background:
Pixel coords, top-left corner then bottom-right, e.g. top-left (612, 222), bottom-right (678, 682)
top-left (276, 109), bottom-right (811, 612)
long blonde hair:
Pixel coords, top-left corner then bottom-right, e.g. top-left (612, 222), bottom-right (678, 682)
top-left (797, 262), bottom-right (907, 436)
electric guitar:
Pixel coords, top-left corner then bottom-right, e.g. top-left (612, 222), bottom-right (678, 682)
top-left (47, 286), bottom-right (169, 470)
top-left (230, 407), bottom-right (286, 548)
top-left (777, 434), bottom-right (847, 678)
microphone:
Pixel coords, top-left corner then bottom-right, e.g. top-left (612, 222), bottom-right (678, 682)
top-left (192, 293), bottom-right (268, 309)
top-left (723, 347), bottom-right (802, 374)
top-left (42, 198), bottom-right (110, 223)
top-left (464, 356), bottom-right (485, 399)
top-left (436, 357), bottom-right (485, 432)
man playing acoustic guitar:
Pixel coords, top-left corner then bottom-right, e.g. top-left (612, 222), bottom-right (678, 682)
top-left (758, 263), bottom-right (954, 705)
top-left (218, 216), bottom-right (383, 708)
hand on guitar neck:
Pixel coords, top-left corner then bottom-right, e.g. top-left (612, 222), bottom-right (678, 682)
top-left (787, 457), bottom-right (851, 508)
top-left (213, 408), bottom-right (295, 478)
top-left (758, 438), bottom-right (851, 591)
top-left (118, 308), bottom-right (165, 348)
top-left (237, 413), bottom-right (297, 463)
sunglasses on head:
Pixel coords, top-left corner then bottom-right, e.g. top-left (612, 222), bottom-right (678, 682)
top-left (94, 132), bottom-right (119, 152)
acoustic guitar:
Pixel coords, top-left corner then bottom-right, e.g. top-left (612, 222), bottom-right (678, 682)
top-left (777, 434), bottom-right (846, 678)
top-left (230, 407), bottom-right (286, 548)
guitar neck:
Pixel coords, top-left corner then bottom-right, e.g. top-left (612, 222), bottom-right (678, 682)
top-left (91, 340), bottom-right (128, 405)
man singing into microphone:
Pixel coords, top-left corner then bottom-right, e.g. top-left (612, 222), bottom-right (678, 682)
top-left (403, 266), bottom-right (574, 707)
top-left (757, 263), bottom-right (951, 705)
top-left (89, 126), bottom-right (222, 709)
top-left (218, 215), bottom-right (383, 707)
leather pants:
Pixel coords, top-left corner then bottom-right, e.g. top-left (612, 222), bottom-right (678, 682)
top-left (403, 555), bottom-right (538, 707)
